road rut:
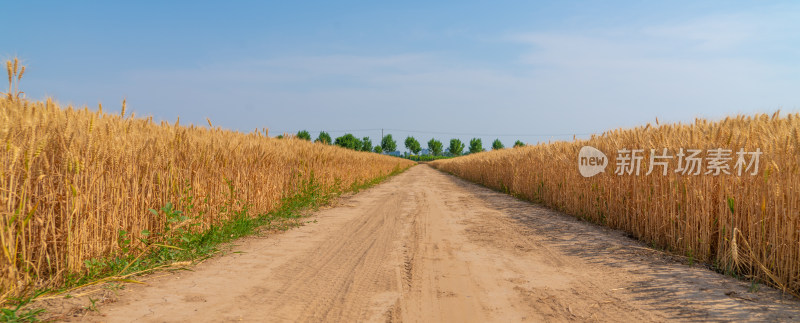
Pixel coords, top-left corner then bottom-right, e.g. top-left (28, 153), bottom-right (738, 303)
top-left (68, 165), bottom-right (799, 322)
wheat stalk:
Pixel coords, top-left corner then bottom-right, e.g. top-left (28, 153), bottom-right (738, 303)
top-left (0, 89), bottom-right (414, 300)
top-left (431, 112), bottom-right (800, 295)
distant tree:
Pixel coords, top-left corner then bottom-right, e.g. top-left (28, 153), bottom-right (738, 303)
top-left (404, 136), bottom-right (422, 155)
top-left (469, 138), bottom-right (483, 154)
top-left (448, 139), bottom-right (465, 156)
top-left (374, 145), bottom-right (383, 153)
top-left (334, 133), bottom-right (362, 150)
top-left (492, 139), bottom-right (504, 150)
top-left (315, 131), bottom-right (332, 145)
top-left (427, 138), bottom-right (443, 156)
top-left (381, 134), bottom-right (397, 153)
top-left (276, 134), bottom-right (284, 139)
top-left (361, 137), bottom-right (373, 152)
top-left (297, 130), bottom-right (311, 141)
top-left (514, 140), bottom-right (525, 148)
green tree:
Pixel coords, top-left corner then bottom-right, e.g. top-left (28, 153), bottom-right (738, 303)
top-left (315, 131), bottom-right (332, 145)
top-left (334, 133), bottom-right (362, 150)
top-left (492, 139), bottom-right (504, 150)
top-left (514, 140), bottom-right (525, 148)
top-left (361, 137), bottom-right (373, 152)
top-left (381, 134), bottom-right (397, 153)
top-left (469, 138), bottom-right (483, 154)
top-left (404, 136), bottom-right (422, 155)
top-left (448, 139), bottom-right (465, 156)
top-left (297, 130), bottom-right (311, 141)
top-left (374, 145), bottom-right (383, 153)
top-left (427, 138), bottom-right (443, 156)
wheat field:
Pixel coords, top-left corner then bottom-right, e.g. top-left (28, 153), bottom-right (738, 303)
top-left (0, 63), bottom-right (414, 298)
top-left (431, 114), bottom-right (800, 296)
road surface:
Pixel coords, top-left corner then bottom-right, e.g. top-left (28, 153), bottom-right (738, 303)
top-left (56, 165), bottom-right (799, 322)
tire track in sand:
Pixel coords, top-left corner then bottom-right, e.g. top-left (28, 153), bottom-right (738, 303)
top-left (67, 165), bottom-right (800, 322)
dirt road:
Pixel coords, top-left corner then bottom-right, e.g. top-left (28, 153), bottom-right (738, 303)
top-left (67, 165), bottom-right (798, 322)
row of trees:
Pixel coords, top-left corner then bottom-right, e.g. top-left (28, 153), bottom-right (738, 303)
top-left (407, 137), bottom-right (526, 156)
top-left (294, 130), bottom-right (525, 156)
top-left (296, 130), bottom-right (396, 153)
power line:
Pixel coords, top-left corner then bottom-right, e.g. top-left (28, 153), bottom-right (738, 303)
top-left (273, 128), bottom-right (382, 134)
top-left (383, 128), bottom-right (598, 137)
top-left (271, 128), bottom-right (599, 138)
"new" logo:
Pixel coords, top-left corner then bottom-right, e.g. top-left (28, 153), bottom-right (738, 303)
top-left (578, 146), bottom-right (608, 177)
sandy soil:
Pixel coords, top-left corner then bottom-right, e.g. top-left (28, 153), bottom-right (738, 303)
top-left (45, 165), bottom-right (800, 322)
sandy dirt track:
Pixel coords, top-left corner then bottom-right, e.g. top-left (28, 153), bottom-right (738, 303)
top-left (61, 165), bottom-right (799, 322)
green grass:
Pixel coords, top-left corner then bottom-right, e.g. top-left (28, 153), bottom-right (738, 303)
top-left (0, 292), bottom-right (45, 323)
top-left (2, 165), bottom-right (410, 322)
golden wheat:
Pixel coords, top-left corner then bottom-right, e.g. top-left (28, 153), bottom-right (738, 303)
top-left (0, 92), bottom-right (414, 299)
top-left (432, 114), bottom-right (800, 296)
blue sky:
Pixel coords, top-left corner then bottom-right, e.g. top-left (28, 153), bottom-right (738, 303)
top-left (4, 1), bottom-right (799, 150)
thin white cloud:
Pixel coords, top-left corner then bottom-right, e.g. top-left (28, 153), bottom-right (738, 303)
top-left (117, 5), bottom-right (800, 141)
top-left (642, 14), bottom-right (756, 52)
